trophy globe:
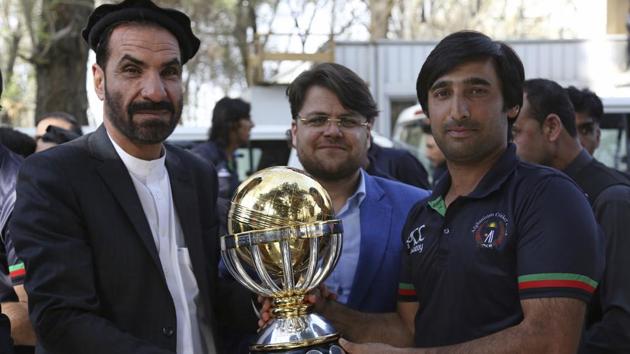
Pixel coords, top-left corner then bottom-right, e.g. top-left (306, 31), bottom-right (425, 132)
top-left (221, 166), bottom-right (344, 353)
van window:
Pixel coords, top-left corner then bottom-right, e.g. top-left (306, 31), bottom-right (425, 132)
top-left (596, 113), bottom-right (629, 172)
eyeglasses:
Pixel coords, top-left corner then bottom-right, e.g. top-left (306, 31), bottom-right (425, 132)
top-left (298, 114), bottom-right (369, 130)
top-left (577, 122), bottom-right (596, 135)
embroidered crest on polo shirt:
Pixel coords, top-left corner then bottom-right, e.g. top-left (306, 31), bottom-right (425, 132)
top-left (471, 212), bottom-right (509, 249)
top-left (406, 224), bottom-right (426, 254)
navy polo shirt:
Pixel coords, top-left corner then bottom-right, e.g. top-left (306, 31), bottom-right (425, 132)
top-left (398, 144), bottom-right (605, 347)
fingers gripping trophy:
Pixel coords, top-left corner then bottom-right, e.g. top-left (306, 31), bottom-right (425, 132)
top-left (221, 166), bottom-right (345, 353)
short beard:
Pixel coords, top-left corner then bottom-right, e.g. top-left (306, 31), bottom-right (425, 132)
top-left (104, 81), bottom-right (182, 145)
top-left (298, 149), bottom-right (361, 183)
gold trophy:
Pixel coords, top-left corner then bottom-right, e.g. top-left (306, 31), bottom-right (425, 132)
top-left (220, 167), bottom-right (345, 353)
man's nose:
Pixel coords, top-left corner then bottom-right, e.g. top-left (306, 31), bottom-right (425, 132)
top-left (141, 72), bottom-right (168, 102)
top-left (322, 118), bottom-right (343, 136)
top-left (450, 94), bottom-right (470, 121)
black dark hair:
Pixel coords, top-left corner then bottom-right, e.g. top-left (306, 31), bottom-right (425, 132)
top-left (95, 24), bottom-right (117, 68)
top-left (523, 78), bottom-right (577, 137)
top-left (286, 62), bottom-right (379, 122)
top-left (0, 127), bottom-right (36, 157)
top-left (37, 111), bottom-right (83, 136)
top-left (95, 20), bottom-right (185, 69)
top-left (0, 68), bottom-right (3, 97)
top-left (417, 31), bottom-right (524, 116)
top-left (41, 125), bottom-right (81, 145)
top-left (565, 86), bottom-right (603, 124)
top-left (208, 97), bottom-right (251, 148)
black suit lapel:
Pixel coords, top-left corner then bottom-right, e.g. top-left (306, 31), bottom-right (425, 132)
top-left (89, 125), bottom-right (164, 275)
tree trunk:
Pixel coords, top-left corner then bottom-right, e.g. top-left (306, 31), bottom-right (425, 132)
top-left (369, 0), bottom-right (395, 40)
top-left (33, 0), bottom-right (93, 125)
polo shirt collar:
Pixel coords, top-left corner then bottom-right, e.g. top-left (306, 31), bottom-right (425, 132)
top-left (563, 149), bottom-right (592, 177)
top-left (427, 144), bottom-right (519, 213)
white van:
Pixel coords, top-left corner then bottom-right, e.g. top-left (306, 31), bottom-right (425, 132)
top-left (391, 104), bottom-right (431, 168)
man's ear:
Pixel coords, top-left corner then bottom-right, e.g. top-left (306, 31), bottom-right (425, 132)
top-left (543, 114), bottom-right (563, 142)
top-left (595, 125), bottom-right (601, 148)
top-left (507, 105), bottom-right (520, 119)
top-left (290, 120), bottom-right (298, 148)
top-left (92, 64), bottom-right (105, 101)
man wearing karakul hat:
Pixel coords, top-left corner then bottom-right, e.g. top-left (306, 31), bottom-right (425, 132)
top-left (9, 1), bottom-right (254, 353)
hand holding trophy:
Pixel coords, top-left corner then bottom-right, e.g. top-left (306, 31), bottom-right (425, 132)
top-left (221, 167), bottom-right (345, 353)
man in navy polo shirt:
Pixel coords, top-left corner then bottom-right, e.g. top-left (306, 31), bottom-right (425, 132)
top-left (302, 31), bottom-right (605, 353)
top-left (513, 78), bottom-right (630, 353)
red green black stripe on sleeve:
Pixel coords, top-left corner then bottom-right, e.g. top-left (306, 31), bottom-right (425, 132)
top-left (398, 282), bottom-right (417, 300)
top-left (9, 263), bottom-right (25, 282)
top-left (518, 273), bottom-right (597, 294)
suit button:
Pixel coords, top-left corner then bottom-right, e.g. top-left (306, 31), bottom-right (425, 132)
top-left (162, 326), bottom-right (174, 337)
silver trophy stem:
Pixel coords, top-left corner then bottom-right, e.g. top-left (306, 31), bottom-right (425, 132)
top-left (281, 239), bottom-right (295, 293)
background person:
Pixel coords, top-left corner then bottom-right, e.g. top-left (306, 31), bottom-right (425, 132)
top-left (565, 86), bottom-right (603, 156)
top-left (192, 97), bottom-right (253, 199)
top-left (0, 128), bottom-right (35, 158)
top-left (365, 141), bottom-right (430, 189)
top-left (513, 78), bottom-right (630, 354)
top-left (34, 112), bottom-right (82, 153)
top-left (0, 67), bottom-right (16, 354)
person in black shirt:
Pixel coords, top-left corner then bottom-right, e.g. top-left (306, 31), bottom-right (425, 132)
top-left (366, 142), bottom-right (430, 189)
top-left (192, 97), bottom-right (253, 200)
top-left (565, 86), bottom-right (603, 156)
top-left (513, 78), bottom-right (630, 354)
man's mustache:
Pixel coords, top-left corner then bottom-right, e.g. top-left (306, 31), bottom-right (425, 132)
top-left (128, 101), bottom-right (175, 116)
top-left (444, 120), bottom-right (479, 130)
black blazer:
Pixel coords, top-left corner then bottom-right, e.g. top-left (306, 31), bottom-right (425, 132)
top-left (10, 125), bottom-right (253, 354)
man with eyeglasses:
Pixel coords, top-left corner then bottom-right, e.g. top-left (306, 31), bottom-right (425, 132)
top-left (287, 62), bottom-right (429, 314)
top-left (513, 78), bottom-right (630, 354)
top-left (566, 86), bottom-right (603, 156)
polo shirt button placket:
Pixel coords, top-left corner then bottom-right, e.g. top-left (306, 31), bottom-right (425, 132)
top-left (443, 227), bottom-right (450, 235)
top-left (162, 326), bottom-right (175, 337)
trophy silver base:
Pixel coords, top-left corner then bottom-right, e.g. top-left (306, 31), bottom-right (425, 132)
top-left (250, 341), bottom-right (345, 353)
top-left (250, 313), bottom-right (343, 353)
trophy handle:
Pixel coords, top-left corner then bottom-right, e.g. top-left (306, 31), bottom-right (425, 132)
top-left (295, 236), bottom-right (319, 290)
top-left (307, 232), bottom-right (342, 290)
top-left (251, 244), bottom-right (282, 293)
top-left (221, 248), bottom-right (274, 297)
